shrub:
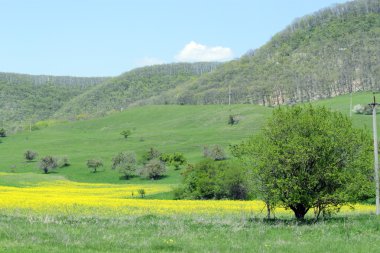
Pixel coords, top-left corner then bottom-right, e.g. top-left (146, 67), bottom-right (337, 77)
top-left (0, 128), bottom-right (6, 137)
top-left (203, 145), bottom-right (227, 161)
top-left (112, 151), bottom-right (137, 179)
top-left (87, 159), bottom-right (103, 173)
top-left (137, 189), bottom-right (146, 198)
top-left (58, 156), bottom-right (70, 167)
top-left (120, 130), bottom-right (132, 139)
top-left (228, 115), bottom-right (240, 125)
top-left (175, 159), bottom-right (250, 200)
top-left (161, 152), bottom-right (187, 170)
top-left (39, 156), bottom-right (58, 174)
top-left (142, 147), bottom-right (162, 164)
top-left (139, 159), bottom-right (166, 180)
top-left (24, 150), bottom-right (38, 161)
top-left (352, 104), bottom-right (373, 115)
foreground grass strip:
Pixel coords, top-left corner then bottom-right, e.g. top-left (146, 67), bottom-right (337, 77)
top-left (0, 214), bottom-right (379, 253)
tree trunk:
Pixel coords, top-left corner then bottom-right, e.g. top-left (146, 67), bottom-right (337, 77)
top-left (290, 204), bottom-right (309, 219)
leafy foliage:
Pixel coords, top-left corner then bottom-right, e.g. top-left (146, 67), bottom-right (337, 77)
top-left (57, 156), bottom-right (70, 168)
top-left (228, 115), bottom-right (240, 125)
top-left (137, 189), bottom-right (146, 198)
top-left (111, 151), bottom-right (137, 179)
top-left (175, 159), bottom-right (251, 200)
top-left (232, 105), bottom-right (373, 219)
top-left (139, 159), bottom-right (166, 180)
top-left (39, 156), bottom-right (58, 174)
top-left (24, 150), bottom-right (38, 162)
top-left (203, 145), bottom-right (227, 161)
top-left (120, 130), bottom-right (132, 139)
top-left (352, 104), bottom-right (374, 115)
top-left (142, 147), bottom-right (162, 164)
top-left (160, 152), bottom-right (187, 170)
top-left (87, 159), bottom-right (104, 173)
top-left (0, 128), bottom-right (6, 137)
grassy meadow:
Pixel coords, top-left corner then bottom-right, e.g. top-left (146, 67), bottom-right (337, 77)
top-left (1, 92), bottom-right (380, 252)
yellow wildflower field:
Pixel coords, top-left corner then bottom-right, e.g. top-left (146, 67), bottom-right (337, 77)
top-left (0, 173), bottom-right (376, 218)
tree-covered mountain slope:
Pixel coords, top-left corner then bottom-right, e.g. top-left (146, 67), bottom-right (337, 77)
top-left (153, 0), bottom-right (380, 106)
top-left (0, 72), bottom-right (108, 130)
top-left (53, 62), bottom-right (219, 119)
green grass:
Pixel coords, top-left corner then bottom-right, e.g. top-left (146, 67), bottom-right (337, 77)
top-left (1, 93), bottom-right (379, 252)
top-left (0, 213), bottom-right (379, 253)
top-left (0, 104), bottom-right (271, 185)
top-left (0, 92), bottom-right (378, 187)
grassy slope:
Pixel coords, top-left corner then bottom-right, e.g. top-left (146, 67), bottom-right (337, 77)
top-left (0, 104), bottom-right (271, 185)
top-left (0, 92), bottom-right (377, 186)
top-left (1, 93), bottom-right (379, 252)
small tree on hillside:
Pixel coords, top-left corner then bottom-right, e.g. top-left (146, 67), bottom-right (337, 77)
top-left (112, 151), bottom-right (137, 179)
top-left (0, 128), bottom-right (6, 137)
top-left (24, 150), bottom-right (38, 162)
top-left (87, 159), bottom-right (103, 173)
top-left (39, 156), bottom-right (58, 174)
top-left (120, 130), bottom-right (132, 139)
top-left (161, 152), bottom-right (187, 170)
top-left (139, 159), bottom-right (166, 180)
top-left (232, 105), bottom-right (373, 220)
top-left (142, 147), bottom-right (162, 164)
top-left (203, 145), bottom-right (227, 161)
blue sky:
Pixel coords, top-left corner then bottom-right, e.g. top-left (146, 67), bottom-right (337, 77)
top-left (0, 0), bottom-right (348, 77)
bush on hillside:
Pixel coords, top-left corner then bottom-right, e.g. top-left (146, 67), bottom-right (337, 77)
top-left (203, 145), bottom-right (227, 161)
top-left (160, 152), bottom-right (187, 170)
top-left (228, 115), bottom-right (240, 125)
top-left (0, 128), bottom-right (6, 137)
top-left (141, 147), bottom-right (162, 164)
top-left (24, 150), bottom-right (38, 162)
top-left (39, 156), bottom-right (58, 174)
top-left (58, 156), bottom-right (70, 167)
top-left (112, 151), bottom-right (137, 179)
top-left (87, 159), bottom-right (103, 173)
top-left (120, 129), bottom-right (132, 139)
top-left (352, 104), bottom-right (373, 115)
top-left (174, 159), bottom-right (251, 200)
top-left (138, 159), bottom-right (166, 180)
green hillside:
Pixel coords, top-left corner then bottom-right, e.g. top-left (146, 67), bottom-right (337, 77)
top-left (0, 92), bottom-right (378, 186)
top-left (2, 1), bottom-right (379, 127)
top-left (0, 72), bottom-right (108, 131)
top-left (153, 0), bottom-right (380, 105)
top-left (0, 104), bottom-right (270, 185)
top-left (54, 62), bottom-right (220, 119)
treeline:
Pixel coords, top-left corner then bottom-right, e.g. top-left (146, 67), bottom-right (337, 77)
top-left (54, 62), bottom-right (220, 119)
top-left (148, 0), bottom-right (380, 106)
top-left (0, 72), bottom-right (108, 87)
top-left (0, 73), bottom-right (107, 131)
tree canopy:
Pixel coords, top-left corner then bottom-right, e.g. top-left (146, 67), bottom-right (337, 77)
top-left (232, 105), bottom-right (374, 219)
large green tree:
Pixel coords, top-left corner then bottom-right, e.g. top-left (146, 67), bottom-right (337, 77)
top-left (232, 105), bottom-right (373, 219)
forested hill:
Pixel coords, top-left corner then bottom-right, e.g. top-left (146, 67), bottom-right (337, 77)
top-left (0, 72), bottom-right (108, 87)
top-left (53, 62), bottom-right (219, 119)
top-left (0, 73), bottom-right (108, 130)
top-left (153, 0), bottom-right (380, 106)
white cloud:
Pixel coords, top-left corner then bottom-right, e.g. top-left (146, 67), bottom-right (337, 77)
top-left (175, 41), bottom-right (233, 62)
top-left (136, 57), bottom-right (165, 67)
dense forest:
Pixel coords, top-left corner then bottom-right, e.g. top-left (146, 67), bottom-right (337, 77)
top-left (0, 73), bottom-right (108, 130)
top-left (53, 62), bottom-right (220, 119)
top-left (152, 0), bottom-right (380, 105)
